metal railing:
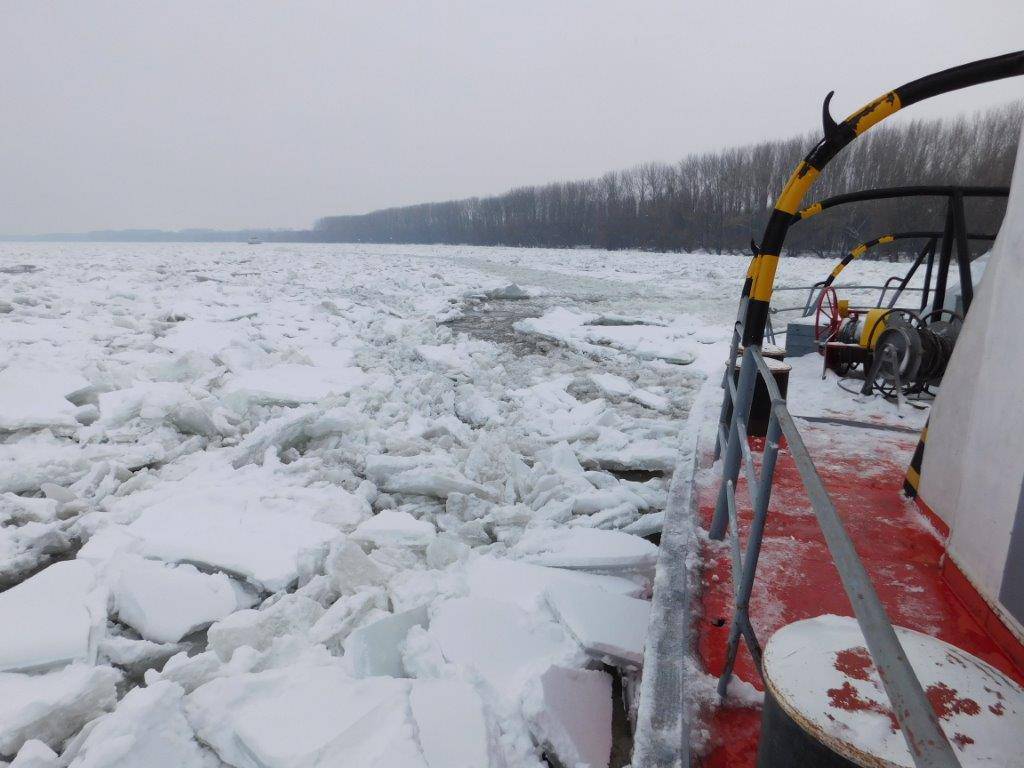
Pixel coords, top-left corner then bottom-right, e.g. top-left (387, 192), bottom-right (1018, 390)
top-left (711, 330), bottom-right (961, 767)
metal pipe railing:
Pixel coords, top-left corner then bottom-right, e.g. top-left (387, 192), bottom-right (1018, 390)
top-left (711, 346), bottom-right (961, 768)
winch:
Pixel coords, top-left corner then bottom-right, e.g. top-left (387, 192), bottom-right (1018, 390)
top-left (814, 284), bottom-right (964, 397)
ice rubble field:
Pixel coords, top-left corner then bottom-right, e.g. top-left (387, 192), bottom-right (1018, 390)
top-left (0, 242), bottom-right (911, 768)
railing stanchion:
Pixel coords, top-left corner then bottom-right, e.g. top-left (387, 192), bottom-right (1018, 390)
top-left (710, 347), bottom-right (757, 539)
top-left (709, 344), bottom-right (962, 766)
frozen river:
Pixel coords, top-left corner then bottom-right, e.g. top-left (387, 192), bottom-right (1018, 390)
top-left (0, 242), bottom-right (921, 767)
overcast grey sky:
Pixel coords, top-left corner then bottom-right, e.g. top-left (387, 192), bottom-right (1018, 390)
top-left (2, 1), bottom-right (1022, 234)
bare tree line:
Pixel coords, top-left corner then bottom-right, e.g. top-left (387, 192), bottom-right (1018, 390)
top-left (313, 101), bottom-right (1022, 256)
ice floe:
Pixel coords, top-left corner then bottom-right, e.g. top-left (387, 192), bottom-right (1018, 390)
top-left (63, 681), bottom-right (213, 768)
top-left (351, 509), bottom-right (437, 549)
top-left (112, 558), bottom-right (247, 643)
top-left (124, 469), bottom-right (340, 592)
top-left (428, 597), bottom-right (584, 698)
top-left (0, 366), bottom-right (89, 432)
top-left (1, 241), bottom-right (811, 765)
top-left (523, 665), bottom-right (613, 768)
top-left (545, 580), bottom-right (651, 667)
top-left (0, 665), bottom-right (120, 757)
top-left (0, 561), bottom-right (105, 673)
top-left (513, 527), bottom-right (660, 575)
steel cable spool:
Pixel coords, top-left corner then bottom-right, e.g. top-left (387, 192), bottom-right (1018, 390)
top-left (917, 310), bottom-right (963, 383)
top-left (917, 328), bottom-right (945, 382)
top-left (868, 309), bottom-right (963, 395)
top-left (872, 325), bottom-right (923, 397)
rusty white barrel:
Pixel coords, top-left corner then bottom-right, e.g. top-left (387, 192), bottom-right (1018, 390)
top-left (758, 615), bottom-right (1024, 767)
top-left (726, 354), bottom-right (790, 438)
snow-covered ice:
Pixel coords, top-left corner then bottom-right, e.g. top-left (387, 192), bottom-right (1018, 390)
top-left (0, 561), bottom-right (104, 673)
top-left (0, 241), bottom-right (921, 766)
top-left (523, 665), bottom-right (613, 768)
top-left (545, 580), bottom-right (651, 667)
top-left (0, 665), bottom-right (121, 757)
top-left (343, 603), bottom-right (429, 677)
top-left (187, 664), bottom-right (508, 768)
top-left (409, 679), bottom-right (494, 768)
top-left (428, 596), bottom-right (584, 698)
top-left (0, 366), bottom-right (89, 432)
top-left (124, 468), bottom-right (340, 592)
top-left (113, 558), bottom-right (245, 643)
top-left (351, 509), bottom-right (437, 549)
top-left (513, 527), bottom-right (660, 575)
top-left (63, 681), bottom-right (214, 768)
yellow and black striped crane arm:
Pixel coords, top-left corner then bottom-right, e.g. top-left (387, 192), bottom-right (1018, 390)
top-left (742, 50), bottom-right (1024, 346)
top-left (816, 230), bottom-right (994, 291)
top-left (792, 185), bottom-right (1009, 224)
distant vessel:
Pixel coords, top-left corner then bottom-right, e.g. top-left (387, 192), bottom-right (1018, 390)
top-left (247, 235), bottom-right (262, 245)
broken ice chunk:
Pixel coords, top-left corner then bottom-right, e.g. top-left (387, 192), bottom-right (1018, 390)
top-left (127, 487), bottom-right (339, 592)
top-left (64, 681), bottom-right (211, 768)
top-left (0, 493), bottom-right (59, 524)
top-left (545, 581), bottom-right (650, 667)
top-left (410, 680), bottom-right (494, 768)
top-left (384, 470), bottom-right (496, 501)
top-left (622, 511), bottom-right (665, 538)
top-left (0, 665), bottom-right (121, 757)
top-left (0, 433), bottom-right (164, 495)
top-left (416, 344), bottom-right (474, 376)
top-left (365, 454), bottom-right (496, 501)
top-left (0, 521), bottom-right (72, 586)
top-left (428, 597), bottom-right (582, 698)
top-left (310, 588), bottom-right (388, 653)
top-left (186, 667), bottom-right (425, 768)
top-left (91, 382), bottom-right (214, 435)
top-left (630, 388), bottom-right (669, 412)
top-left (155, 319), bottom-right (253, 356)
top-left (97, 635), bottom-right (182, 679)
top-left (571, 486), bottom-right (647, 516)
top-left (0, 561), bottom-right (104, 673)
top-left (454, 384), bottom-right (502, 427)
top-left (483, 283), bottom-right (530, 300)
top-left (207, 595), bottom-right (325, 661)
top-left (324, 538), bottom-right (389, 595)
top-left (76, 526), bottom-right (141, 566)
top-left (10, 740), bottom-right (60, 768)
top-left (513, 528), bottom-right (659, 576)
top-left (222, 363), bottom-right (366, 408)
top-left (523, 665), bottom-right (612, 768)
top-left (588, 372), bottom-right (634, 398)
top-left (0, 366), bottom-right (89, 432)
top-left (582, 324), bottom-right (696, 365)
top-left (579, 429), bottom-right (678, 473)
top-left (351, 510), bottom-right (436, 549)
top-left (113, 558), bottom-right (243, 644)
top-left (466, 556), bottom-right (645, 612)
top-left (147, 651), bottom-right (224, 695)
top-left (344, 604), bottom-right (429, 678)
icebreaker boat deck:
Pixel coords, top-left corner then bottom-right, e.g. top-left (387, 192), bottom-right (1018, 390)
top-left (633, 51), bottom-right (1024, 768)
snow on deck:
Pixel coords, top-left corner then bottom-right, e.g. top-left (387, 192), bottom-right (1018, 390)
top-left (681, 353), bottom-right (1024, 766)
top-left (0, 242), bottom-right (939, 766)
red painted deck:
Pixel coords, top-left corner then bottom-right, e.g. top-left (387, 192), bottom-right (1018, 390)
top-left (694, 422), bottom-right (1024, 767)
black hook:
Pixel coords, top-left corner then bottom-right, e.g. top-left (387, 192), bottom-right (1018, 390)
top-left (822, 90), bottom-right (840, 139)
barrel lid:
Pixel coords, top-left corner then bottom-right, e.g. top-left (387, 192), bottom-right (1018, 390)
top-left (730, 355), bottom-right (791, 372)
top-left (762, 615), bottom-right (1024, 767)
top-left (739, 342), bottom-right (787, 357)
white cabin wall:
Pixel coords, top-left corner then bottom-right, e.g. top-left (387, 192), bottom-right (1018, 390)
top-left (918, 127), bottom-right (1024, 607)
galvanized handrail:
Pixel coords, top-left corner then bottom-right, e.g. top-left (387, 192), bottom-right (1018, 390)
top-left (711, 341), bottom-right (961, 768)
